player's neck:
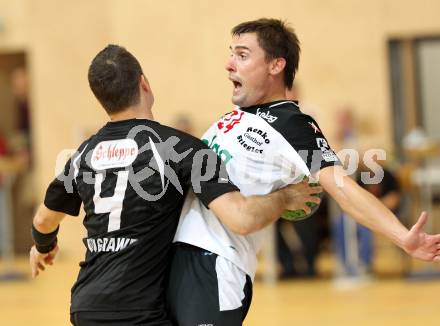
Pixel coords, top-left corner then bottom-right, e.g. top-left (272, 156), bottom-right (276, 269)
top-left (256, 91), bottom-right (286, 106)
top-left (109, 106), bottom-right (154, 122)
top-left (255, 82), bottom-right (287, 106)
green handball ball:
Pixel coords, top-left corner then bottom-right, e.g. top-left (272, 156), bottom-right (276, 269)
top-left (281, 183), bottom-right (322, 221)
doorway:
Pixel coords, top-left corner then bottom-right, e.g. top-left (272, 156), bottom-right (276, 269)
top-left (0, 51), bottom-right (33, 254)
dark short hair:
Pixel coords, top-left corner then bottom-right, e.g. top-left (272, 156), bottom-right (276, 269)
top-left (88, 44), bottom-right (143, 114)
top-left (232, 18), bottom-right (300, 90)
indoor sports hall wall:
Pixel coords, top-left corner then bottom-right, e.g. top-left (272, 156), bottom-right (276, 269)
top-left (1, 0), bottom-right (439, 255)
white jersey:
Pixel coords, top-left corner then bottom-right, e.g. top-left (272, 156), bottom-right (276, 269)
top-left (174, 100), bottom-right (339, 279)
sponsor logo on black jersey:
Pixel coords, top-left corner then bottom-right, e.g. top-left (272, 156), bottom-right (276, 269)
top-left (86, 237), bottom-right (137, 253)
top-left (316, 137), bottom-right (338, 162)
top-left (308, 121), bottom-right (321, 134)
top-left (256, 108), bottom-right (278, 123)
top-left (91, 139), bottom-right (138, 170)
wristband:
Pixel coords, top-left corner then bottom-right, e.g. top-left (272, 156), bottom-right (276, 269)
top-left (31, 224), bottom-right (59, 253)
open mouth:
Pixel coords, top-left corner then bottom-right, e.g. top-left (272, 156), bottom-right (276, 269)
top-left (230, 78), bottom-right (242, 93)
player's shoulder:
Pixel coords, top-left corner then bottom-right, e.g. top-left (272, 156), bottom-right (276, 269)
top-left (211, 108), bottom-right (240, 129)
top-left (213, 106), bottom-right (242, 124)
top-left (259, 100), bottom-right (318, 134)
top-left (155, 123), bottom-right (198, 142)
top-left (74, 134), bottom-right (95, 154)
top-left (87, 119), bottom-right (208, 156)
top-left (220, 108), bottom-right (237, 118)
top-left (153, 123), bottom-right (208, 152)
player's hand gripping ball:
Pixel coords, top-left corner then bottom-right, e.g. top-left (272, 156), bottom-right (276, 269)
top-left (281, 182), bottom-right (322, 221)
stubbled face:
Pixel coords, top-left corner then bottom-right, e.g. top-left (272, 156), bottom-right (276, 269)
top-left (225, 33), bottom-right (273, 107)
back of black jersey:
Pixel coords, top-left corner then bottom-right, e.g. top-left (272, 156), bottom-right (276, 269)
top-left (44, 119), bottom-right (238, 313)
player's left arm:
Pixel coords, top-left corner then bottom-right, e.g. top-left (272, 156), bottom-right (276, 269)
top-left (318, 165), bottom-right (440, 262)
top-left (208, 180), bottom-right (322, 235)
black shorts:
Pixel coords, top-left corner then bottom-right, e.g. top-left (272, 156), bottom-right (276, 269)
top-left (166, 243), bottom-right (253, 326)
top-left (70, 310), bottom-right (172, 326)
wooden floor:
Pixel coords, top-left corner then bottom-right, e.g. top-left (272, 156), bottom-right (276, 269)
top-left (1, 258), bottom-right (440, 326)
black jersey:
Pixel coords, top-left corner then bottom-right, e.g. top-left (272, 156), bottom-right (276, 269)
top-left (44, 119), bottom-right (238, 314)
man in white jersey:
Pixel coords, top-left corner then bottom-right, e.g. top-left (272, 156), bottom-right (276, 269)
top-left (166, 19), bottom-right (440, 326)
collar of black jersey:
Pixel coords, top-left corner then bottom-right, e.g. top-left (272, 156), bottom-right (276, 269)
top-left (239, 100), bottom-right (299, 112)
top-left (100, 118), bottom-right (160, 135)
top-left (105, 118), bottom-right (159, 127)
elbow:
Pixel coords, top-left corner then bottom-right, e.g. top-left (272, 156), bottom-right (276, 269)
top-left (225, 216), bottom-right (256, 236)
top-left (234, 226), bottom-right (253, 236)
top-left (231, 215), bottom-right (261, 236)
top-left (33, 211), bottom-right (57, 233)
top-left (33, 217), bottom-right (51, 232)
top-left (222, 197), bottom-right (262, 236)
top-left (227, 223), bottom-right (253, 236)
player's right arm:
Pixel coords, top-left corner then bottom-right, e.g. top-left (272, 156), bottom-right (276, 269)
top-left (208, 179), bottom-right (322, 235)
top-left (30, 204), bottom-right (66, 278)
top-left (281, 113), bottom-right (440, 262)
top-left (318, 165), bottom-right (440, 262)
top-left (30, 155), bottom-right (83, 278)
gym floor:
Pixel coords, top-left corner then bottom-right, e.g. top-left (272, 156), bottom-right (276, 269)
top-left (1, 257), bottom-right (439, 326)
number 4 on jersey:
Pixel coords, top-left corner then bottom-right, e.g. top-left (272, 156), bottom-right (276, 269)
top-left (93, 171), bottom-right (129, 232)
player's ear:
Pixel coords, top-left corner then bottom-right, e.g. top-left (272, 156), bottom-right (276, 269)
top-left (269, 58), bottom-right (286, 76)
top-left (140, 74), bottom-right (155, 107)
top-left (140, 75), bottom-right (151, 93)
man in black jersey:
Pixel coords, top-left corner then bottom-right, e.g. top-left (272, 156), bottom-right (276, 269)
top-left (28, 45), bottom-right (322, 326)
top-left (167, 18), bottom-right (440, 326)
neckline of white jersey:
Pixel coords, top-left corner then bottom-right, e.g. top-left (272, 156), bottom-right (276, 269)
top-left (240, 100), bottom-right (299, 111)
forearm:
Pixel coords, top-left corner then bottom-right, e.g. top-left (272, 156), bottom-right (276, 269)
top-left (209, 190), bottom-right (287, 236)
top-left (31, 204), bottom-right (65, 254)
top-left (330, 176), bottom-right (408, 249)
top-left (33, 204), bottom-right (65, 233)
top-left (238, 190), bottom-right (287, 234)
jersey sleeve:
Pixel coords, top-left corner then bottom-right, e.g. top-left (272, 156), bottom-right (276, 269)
top-left (283, 114), bottom-right (341, 174)
top-left (44, 158), bottom-right (82, 216)
top-left (173, 132), bottom-right (239, 208)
